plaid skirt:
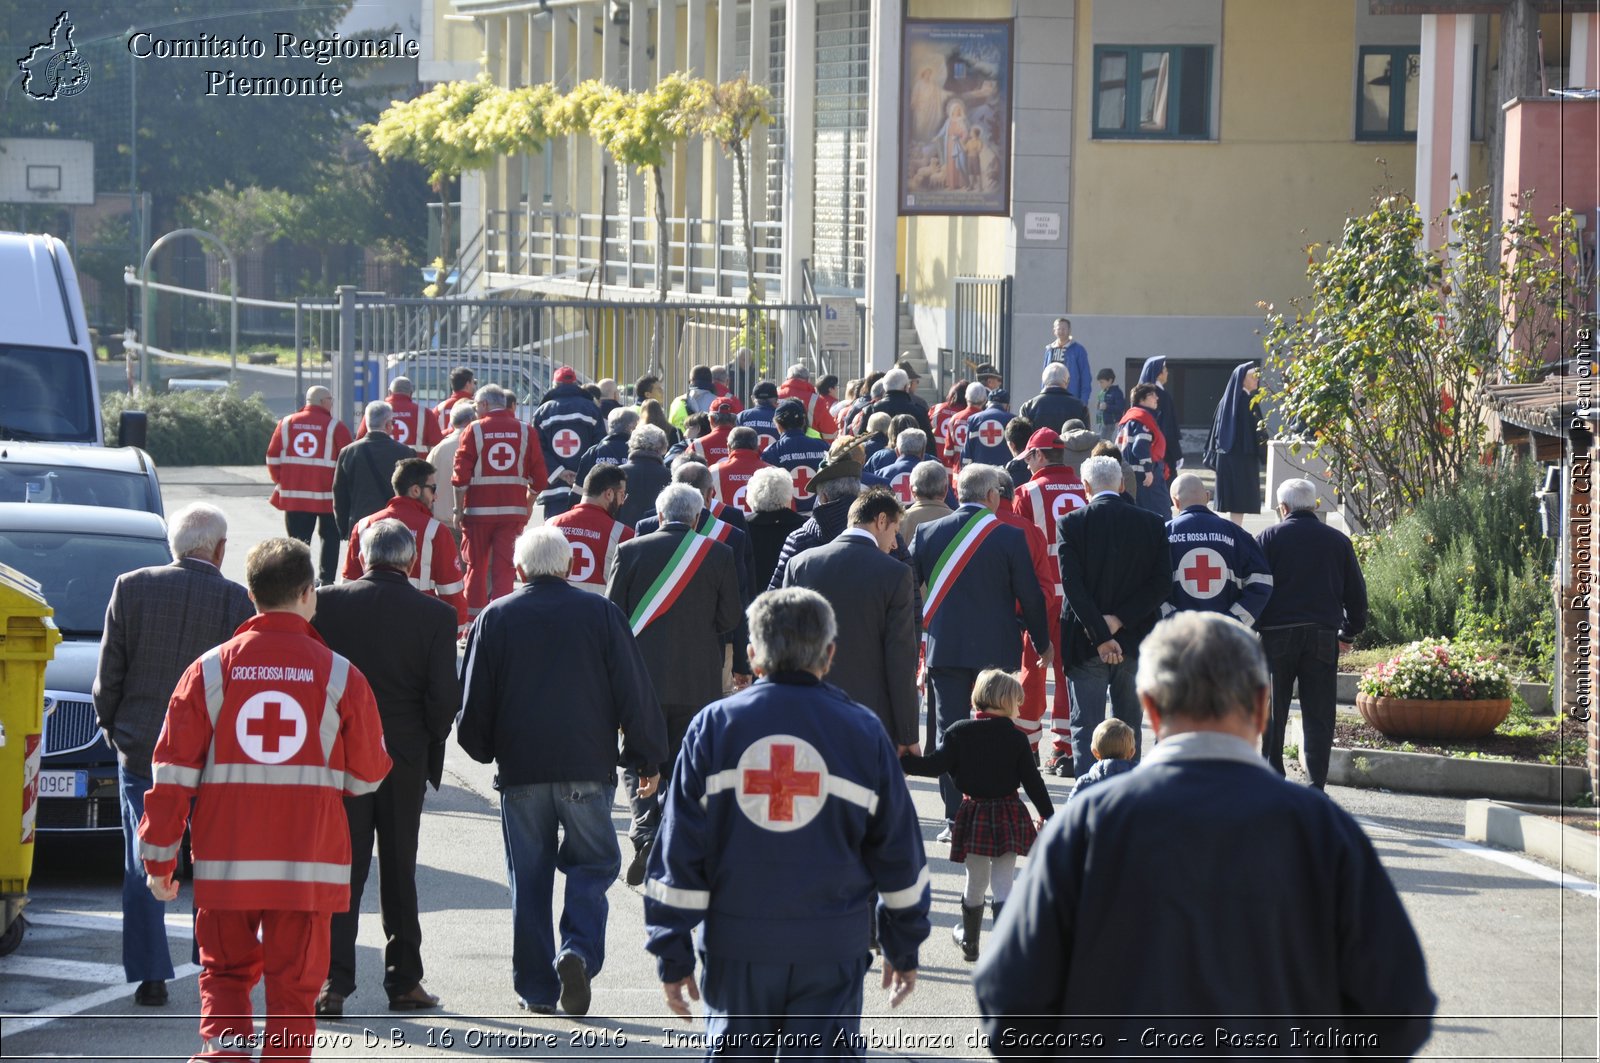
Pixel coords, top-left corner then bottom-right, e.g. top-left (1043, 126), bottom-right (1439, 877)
top-left (950, 794), bottom-right (1037, 862)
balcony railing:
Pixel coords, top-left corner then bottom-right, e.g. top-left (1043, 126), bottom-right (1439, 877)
top-left (482, 207), bottom-right (784, 300)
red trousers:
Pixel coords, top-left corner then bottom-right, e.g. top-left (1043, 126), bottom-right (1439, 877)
top-left (1019, 609), bottom-right (1068, 751)
top-left (194, 908), bottom-right (330, 1063)
top-left (461, 519), bottom-right (521, 616)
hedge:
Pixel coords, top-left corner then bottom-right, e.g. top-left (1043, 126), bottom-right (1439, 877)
top-left (103, 388), bottom-right (278, 466)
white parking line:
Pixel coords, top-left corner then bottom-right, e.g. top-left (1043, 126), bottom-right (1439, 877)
top-left (0, 956), bottom-right (127, 983)
top-left (0, 963), bottom-right (201, 1036)
top-left (25, 910), bottom-right (193, 939)
top-left (1359, 817), bottom-right (1600, 897)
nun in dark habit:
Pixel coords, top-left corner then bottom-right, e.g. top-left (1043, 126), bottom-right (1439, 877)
top-left (1137, 356), bottom-right (1184, 478)
top-left (1208, 361), bottom-right (1264, 523)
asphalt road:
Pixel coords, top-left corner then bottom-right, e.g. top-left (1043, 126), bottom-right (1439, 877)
top-left (1, 468), bottom-right (1595, 1061)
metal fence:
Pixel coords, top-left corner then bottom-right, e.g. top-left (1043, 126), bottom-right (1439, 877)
top-left (949, 275), bottom-right (1013, 387)
top-left (124, 273), bottom-right (854, 428)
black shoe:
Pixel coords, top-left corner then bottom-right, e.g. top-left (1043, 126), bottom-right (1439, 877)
top-left (314, 990), bottom-right (344, 1018)
top-left (133, 980), bottom-right (167, 1007)
top-left (556, 953), bottom-right (591, 1017)
top-left (953, 903), bottom-right (984, 963)
top-left (625, 844), bottom-right (650, 887)
top-left (388, 984), bottom-right (441, 1011)
top-left (1048, 754), bottom-right (1073, 778)
top-left (518, 997), bottom-right (556, 1015)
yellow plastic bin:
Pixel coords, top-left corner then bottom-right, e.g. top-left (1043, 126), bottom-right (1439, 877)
top-left (0, 562), bottom-right (62, 956)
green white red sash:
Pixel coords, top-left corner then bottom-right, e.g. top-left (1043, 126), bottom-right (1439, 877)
top-left (631, 532), bottom-right (717, 635)
top-left (923, 509), bottom-right (1000, 624)
top-left (697, 511), bottom-right (735, 543)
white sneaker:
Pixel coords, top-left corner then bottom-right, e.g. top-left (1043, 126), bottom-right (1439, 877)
top-left (935, 825), bottom-right (952, 843)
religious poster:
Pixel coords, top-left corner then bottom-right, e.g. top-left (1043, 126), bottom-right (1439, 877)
top-left (899, 19), bottom-right (1013, 217)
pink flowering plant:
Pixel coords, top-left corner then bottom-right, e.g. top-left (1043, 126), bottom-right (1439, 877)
top-left (1357, 638), bottom-right (1513, 701)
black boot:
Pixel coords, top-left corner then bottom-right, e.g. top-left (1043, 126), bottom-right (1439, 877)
top-left (952, 903), bottom-right (984, 962)
top-left (990, 900), bottom-right (1004, 925)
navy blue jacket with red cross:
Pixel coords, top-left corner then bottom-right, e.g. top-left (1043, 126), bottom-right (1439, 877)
top-left (643, 672), bottom-right (931, 982)
top-left (1163, 505), bottom-right (1275, 627)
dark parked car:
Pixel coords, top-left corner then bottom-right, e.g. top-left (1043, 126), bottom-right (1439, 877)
top-left (0, 504), bottom-right (171, 832)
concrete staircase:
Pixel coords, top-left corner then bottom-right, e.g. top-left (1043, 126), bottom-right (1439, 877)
top-left (893, 300), bottom-right (939, 403)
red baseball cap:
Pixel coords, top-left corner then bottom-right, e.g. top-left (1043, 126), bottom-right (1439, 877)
top-left (710, 397), bottom-right (737, 415)
top-left (1023, 427), bottom-right (1064, 454)
top-left (554, 365), bottom-right (579, 384)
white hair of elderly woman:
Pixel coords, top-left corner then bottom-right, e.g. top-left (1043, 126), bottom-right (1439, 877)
top-left (748, 465), bottom-right (795, 512)
top-left (965, 382), bottom-right (990, 406)
top-left (514, 526), bottom-right (572, 580)
top-left (897, 428), bottom-right (927, 455)
top-left (882, 368), bottom-right (909, 392)
top-left (630, 423), bottom-right (669, 455)
top-left (608, 406), bottom-right (640, 433)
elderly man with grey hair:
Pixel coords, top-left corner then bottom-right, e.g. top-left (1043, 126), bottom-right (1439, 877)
top-left (1254, 477), bottom-right (1367, 790)
top-left (1051, 455), bottom-right (1171, 778)
top-left (910, 462), bottom-right (1051, 834)
top-left (644, 587), bottom-right (930, 1049)
top-left (976, 612), bottom-right (1435, 1056)
top-left (864, 365), bottom-right (934, 435)
top-left (1020, 360), bottom-right (1089, 436)
top-left (900, 456), bottom-right (955, 539)
top-left (616, 422), bottom-right (673, 529)
top-left (607, 482), bottom-right (743, 885)
top-left (356, 375), bottom-right (435, 455)
top-left (333, 399), bottom-right (414, 542)
top-left (577, 405), bottom-right (641, 486)
top-left (312, 518), bottom-right (460, 1017)
top-left (459, 526), bottom-right (665, 1016)
top-left (94, 502), bottom-right (254, 1007)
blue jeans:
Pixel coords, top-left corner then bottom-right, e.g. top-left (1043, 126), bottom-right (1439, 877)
top-left (119, 765), bottom-right (175, 982)
top-left (1066, 656), bottom-right (1144, 777)
top-left (498, 779), bottom-right (621, 1007)
top-left (701, 952), bottom-right (870, 1060)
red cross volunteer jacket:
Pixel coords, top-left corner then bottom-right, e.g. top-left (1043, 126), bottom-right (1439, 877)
top-left (138, 612), bottom-right (391, 912)
top-left (266, 405), bottom-right (353, 513)
top-left (451, 409), bottom-right (550, 523)
top-left (355, 393), bottom-right (444, 455)
top-left (547, 501), bottom-right (634, 590)
top-left (1013, 465), bottom-right (1089, 601)
top-left (340, 494), bottom-right (469, 627)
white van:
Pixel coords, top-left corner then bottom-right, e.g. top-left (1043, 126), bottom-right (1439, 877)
top-left (0, 233), bottom-right (144, 447)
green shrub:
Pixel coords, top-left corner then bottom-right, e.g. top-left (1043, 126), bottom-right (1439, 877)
top-left (1358, 461), bottom-right (1554, 682)
top-left (104, 388), bottom-right (278, 466)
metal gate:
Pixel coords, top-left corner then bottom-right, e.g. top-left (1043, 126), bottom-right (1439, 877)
top-left (950, 276), bottom-right (1013, 388)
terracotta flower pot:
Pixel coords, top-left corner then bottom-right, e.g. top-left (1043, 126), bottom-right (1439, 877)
top-left (1355, 694), bottom-right (1512, 741)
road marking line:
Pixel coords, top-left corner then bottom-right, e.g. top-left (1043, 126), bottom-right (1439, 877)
top-left (26, 910), bottom-right (192, 939)
top-left (0, 957), bottom-right (126, 983)
top-left (1360, 818), bottom-right (1599, 897)
top-left (0, 963), bottom-right (201, 1036)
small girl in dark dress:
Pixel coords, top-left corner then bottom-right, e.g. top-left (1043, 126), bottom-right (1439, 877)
top-left (900, 669), bottom-right (1053, 962)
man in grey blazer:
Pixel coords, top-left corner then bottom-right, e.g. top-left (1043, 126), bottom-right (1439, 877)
top-left (783, 488), bottom-right (920, 752)
top-left (606, 483), bottom-right (743, 885)
top-left (94, 503), bottom-right (254, 1007)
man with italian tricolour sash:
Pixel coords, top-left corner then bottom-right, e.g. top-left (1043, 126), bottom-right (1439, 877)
top-left (606, 484), bottom-right (743, 887)
top-left (909, 464), bottom-right (1051, 832)
top-left (139, 538), bottom-right (391, 1063)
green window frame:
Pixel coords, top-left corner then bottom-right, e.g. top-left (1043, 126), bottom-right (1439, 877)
top-left (1356, 45), bottom-right (1421, 141)
top-left (1092, 45), bottom-right (1213, 141)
